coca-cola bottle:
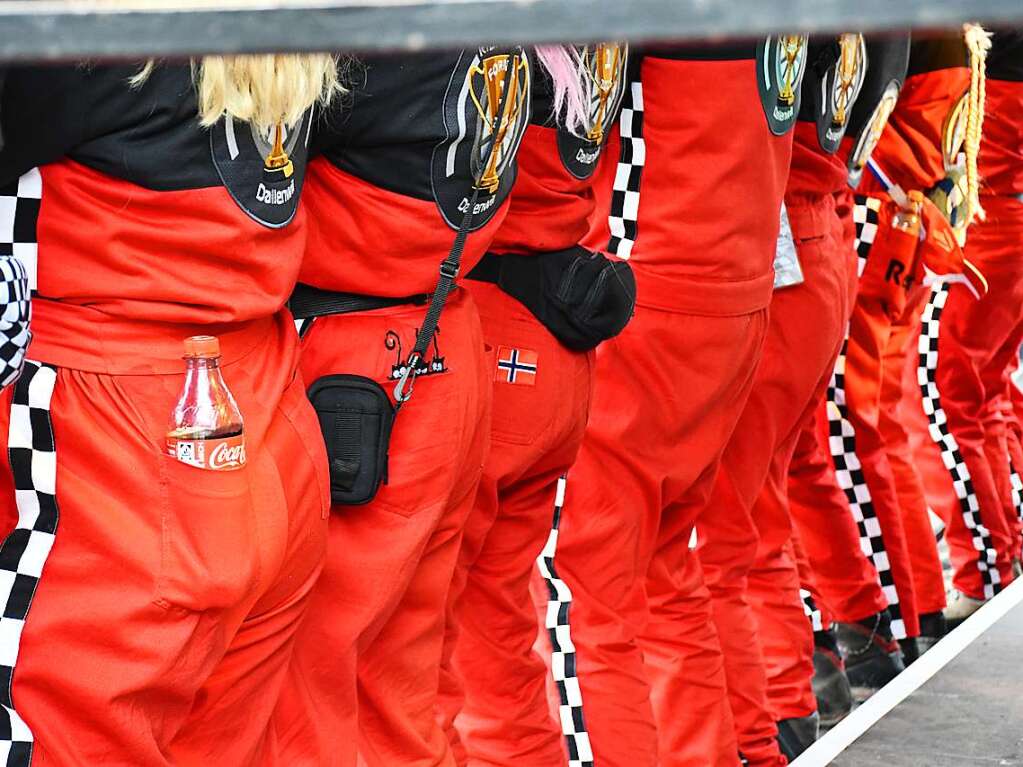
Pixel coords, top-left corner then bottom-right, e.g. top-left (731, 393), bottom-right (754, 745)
top-left (166, 335), bottom-right (246, 471)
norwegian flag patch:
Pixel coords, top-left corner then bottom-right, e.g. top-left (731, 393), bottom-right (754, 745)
top-left (496, 346), bottom-right (538, 385)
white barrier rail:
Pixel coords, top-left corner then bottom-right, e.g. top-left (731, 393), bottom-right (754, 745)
top-left (792, 575), bottom-right (1023, 766)
top-left (1, 0), bottom-right (1022, 61)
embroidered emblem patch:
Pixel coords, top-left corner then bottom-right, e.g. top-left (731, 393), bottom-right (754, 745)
top-left (557, 42), bottom-right (629, 180)
top-left (496, 346), bottom-right (538, 385)
top-left (756, 34), bottom-right (809, 136)
top-left (814, 33), bottom-right (868, 154)
top-left (431, 47), bottom-right (531, 230)
top-left (932, 91), bottom-right (970, 235)
top-left (386, 328), bottom-right (448, 380)
top-left (210, 110), bottom-right (311, 228)
top-left (848, 80), bottom-right (900, 187)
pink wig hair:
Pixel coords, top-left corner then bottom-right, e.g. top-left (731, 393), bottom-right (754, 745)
top-left (534, 44), bottom-right (588, 134)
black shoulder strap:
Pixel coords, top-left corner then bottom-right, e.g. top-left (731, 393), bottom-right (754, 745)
top-left (393, 52), bottom-right (518, 407)
top-left (392, 184), bottom-right (480, 405)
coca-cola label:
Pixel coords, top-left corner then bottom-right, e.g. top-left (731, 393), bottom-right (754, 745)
top-left (166, 434), bottom-right (247, 471)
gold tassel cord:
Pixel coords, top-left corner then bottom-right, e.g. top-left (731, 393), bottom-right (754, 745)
top-left (963, 22), bottom-right (991, 227)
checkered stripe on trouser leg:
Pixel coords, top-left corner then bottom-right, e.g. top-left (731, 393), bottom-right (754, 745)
top-left (0, 170), bottom-right (40, 296)
top-left (0, 169), bottom-right (39, 394)
top-left (1010, 461), bottom-right (1023, 528)
top-left (606, 81), bottom-right (645, 260)
top-left (536, 475), bottom-right (593, 767)
top-left (826, 334), bottom-right (906, 639)
top-left (918, 284), bottom-right (1000, 599)
top-left (852, 195), bottom-right (881, 277)
top-left (0, 258), bottom-right (31, 391)
top-left (0, 360), bottom-right (59, 766)
top-left (800, 588), bottom-right (825, 632)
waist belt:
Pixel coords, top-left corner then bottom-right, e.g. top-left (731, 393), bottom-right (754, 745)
top-left (289, 283), bottom-right (430, 320)
top-left (465, 252), bottom-right (503, 284)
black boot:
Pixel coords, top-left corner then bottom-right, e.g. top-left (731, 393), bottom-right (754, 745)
top-left (836, 610), bottom-right (905, 697)
top-left (899, 636), bottom-right (920, 666)
top-left (777, 712), bottom-right (820, 760)
top-left (812, 628), bottom-right (852, 726)
top-left (917, 610), bottom-right (947, 655)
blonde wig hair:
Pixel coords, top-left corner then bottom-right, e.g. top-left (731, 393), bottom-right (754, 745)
top-left (98, 1), bottom-right (340, 129)
top-left (190, 54), bottom-right (340, 130)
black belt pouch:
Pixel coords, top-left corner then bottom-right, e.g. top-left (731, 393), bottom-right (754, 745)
top-left (476, 246), bottom-right (637, 351)
top-left (307, 374), bottom-right (395, 506)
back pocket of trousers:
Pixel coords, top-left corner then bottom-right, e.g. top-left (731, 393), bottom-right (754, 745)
top-left (156, 455), bottom-right (258, 612)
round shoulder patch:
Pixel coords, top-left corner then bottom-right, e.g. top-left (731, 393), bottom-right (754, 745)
top-left (210, 111), bottom-right (311, 229)
top-left (756, 35), bottom-right (809, 136)
top-left (815, 33), bottom-right (868, 154)
top-left (942, 90), bottom-right (969, 171)
top-left (430, 47), bottom-right (531, 230)
top-left (930, 90), bottom-right (970, 231)
top-left (848, 79), bottom-right (900, 187)
top-left (556, 43), bottom-right (629, 180)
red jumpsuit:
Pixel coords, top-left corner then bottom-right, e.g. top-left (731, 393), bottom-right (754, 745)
top-left (702, 31), bottom-right (920, 753)
top-left (995, 358), bottom-right (1023, 557)
top-left (276, 49), bottom-right (530, 767)
top-left (879, 287), bottom-right (949, 617)
top-left (916, 32), bottom-right (1023, 600)
top-left (696, 117), bottom-right (855, 765)
top-left (800, 39), bottom-right (978, 640)
top-left (788, 413), bottom-right (890, 624)
top-left (819, 190), bottom-right (923, 641)
top-left (870, 40), bottom-right (991, 616)
top-left (1006, 374), bottom-right (1023, 541)
top-left (860, 188), bottom-right (980, 631)
top-left (437, 48), bottom-right (627, 767)
top-left (0, 65), bottom-right (330, 765)
top-left (548, 44), bottom-right (792, 767)
top-left (785, 36), bottom-right (912, 635)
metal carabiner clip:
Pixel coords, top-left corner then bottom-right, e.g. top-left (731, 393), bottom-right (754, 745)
top-left (393, 352), bottom-right (421, 406)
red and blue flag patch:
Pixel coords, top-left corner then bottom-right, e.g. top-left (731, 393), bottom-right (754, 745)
top-left (496, 346), bottom-right (538, 385)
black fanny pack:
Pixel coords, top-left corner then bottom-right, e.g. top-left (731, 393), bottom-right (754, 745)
top-left (466, 247), bottom-right (636, 351)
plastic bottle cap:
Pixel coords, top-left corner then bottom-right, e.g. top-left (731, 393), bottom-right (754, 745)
top-left (183, 335), bottom-right (220, 358)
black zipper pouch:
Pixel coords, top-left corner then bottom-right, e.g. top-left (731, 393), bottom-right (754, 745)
top-left (307, 374), bottom-right (395, 506)
top-left (472, 246), bottom-right (637, 351)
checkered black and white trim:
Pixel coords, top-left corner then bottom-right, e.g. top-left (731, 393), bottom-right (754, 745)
top-left (0, 360), bottom-right (59, 765)
top-left (606, 81), bottom-right (644, 260)
top-left (918, 284), bottom-right (1000, 599)
top-left (852, 195), bottom-right (881, 278)
top-left (1010, 461), bottom-right (1023, 527)
top-left (536, 475), bottom-right (593, 767)
top-left (0, 170), bottom-right (40, 296)
top-left (0, 259), bottom-right (30, 391)
top-left (800, 588), bottom-right (825, 633)
top-left (826, 337), bottom-right (906, 640)
top-left (0, 170), bottom-right (39, 393)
